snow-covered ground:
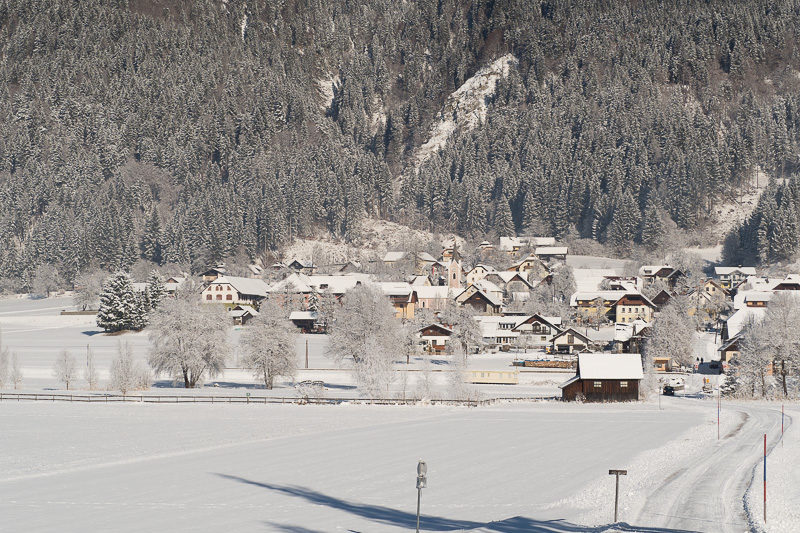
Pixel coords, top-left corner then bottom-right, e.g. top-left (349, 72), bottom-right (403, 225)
top-left (1, 398), bottom-right (795, 532)
top-left (0, 296), bottom-right (565, 398)
top-left (0, 398), bottom-right (706, 532)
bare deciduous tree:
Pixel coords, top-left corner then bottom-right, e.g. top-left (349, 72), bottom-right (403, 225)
top-left (240, 301), bottom-right (297, 389)
top-left (10, 352), bottom-right (23, 389)
top-left (53, 350), bottom-right (78, 390)
top-left (85, 347), bottom-right (99, 390)
top-left (110, 342), bottom-right (151, 394)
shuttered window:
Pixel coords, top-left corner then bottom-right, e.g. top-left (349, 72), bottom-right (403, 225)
top-left (620, 381), bottom-right (628, 388)
top-left (593, 381), bottom-right (602, 388)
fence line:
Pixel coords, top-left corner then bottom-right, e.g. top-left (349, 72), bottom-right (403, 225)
top-left (0, 392), bottom-right (548, 406)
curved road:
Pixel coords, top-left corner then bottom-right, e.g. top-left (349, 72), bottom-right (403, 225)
top-left (635, 400), bottom-right (789, 532)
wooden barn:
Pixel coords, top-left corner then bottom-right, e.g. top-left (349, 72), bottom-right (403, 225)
top-left (560, 353), bottom-right (643, 402)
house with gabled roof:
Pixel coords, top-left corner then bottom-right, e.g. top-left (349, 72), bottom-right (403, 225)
top-left (455, 285), bottom-right (503, 315)
top-left (200, 266), bottom-right (226, 283)
top-left (287, 259), bottom-right (316, 275)
top-left (466, 264), bottom-right (497, 285)
top-left (550, 327), bottom-right (597, 354)
top-left (714, 266), bottom-right (757, 290)
top-left (560, 353), bottom-right (643, 402)
top-left (534, 246), bottom-right (568, 262)
top-left (507, 254), bottom-right (550, 280)
top-left (201, 275), bottom-right (269, 307)
top-left (418, 323), bottom-right (453, 353)
top-left (512, 314), bottom-right (563, 346)
top-left (638, 265), bottom-right (684, 287)
top-left (229, 304), bottom-right (259, 326)
top-left (375, 282), bottom-right (418, 319)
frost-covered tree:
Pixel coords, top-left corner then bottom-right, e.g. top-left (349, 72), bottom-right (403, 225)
top-left (9, 353), bottom-right (23, 389)
top-left (73, 269), bottom-right (107, 311)
top-left (110, 342), bottom-right (151, 394)
top-left (53, 350), bottom-right (78, 390)
top-left (240, 301), bottom-right (297, 389)
top-left (84, 347), bottom-right (99, 390)
top-left (644, 299), bottom-right (695, 371)
top-left (327, 284), bottom-right (404, 396)
top-left (440, 301), bottom-right (482, 357)
top-left (96, 271), bottom-right (140, 332)
top-left (737, 320), bottom-right (774, 397)
top-left (0, 345), bottom-right (8, 388)
top-left (148, 298), bottom-right (229, 388)
top-left (31, 263), bottom-right (64, 298)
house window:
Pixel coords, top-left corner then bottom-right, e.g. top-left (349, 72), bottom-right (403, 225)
top-left (226, 295), bottom-right (232, 301)
top-left (216, 294), bottom-right (222, 300)
top-left (206, 294), bottom-right (212, 300)
top-left (620, 381), bottom-right (628, 388)
top-left (567, 334), bottom-right (574, 344)
top-left (593, 381), bottom-right (602, 388)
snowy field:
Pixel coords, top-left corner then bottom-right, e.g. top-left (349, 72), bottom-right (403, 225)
top-left (0, 295), bottom-right (568, 398)
top-left (0, 398), bottom-right (795, 532)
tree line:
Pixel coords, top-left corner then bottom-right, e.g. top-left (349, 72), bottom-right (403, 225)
top-left (2, 0), bottom-right (800, 294)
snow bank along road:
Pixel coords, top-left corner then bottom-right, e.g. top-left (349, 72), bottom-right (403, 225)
top-left (634, 400), bottom-right (792, 532)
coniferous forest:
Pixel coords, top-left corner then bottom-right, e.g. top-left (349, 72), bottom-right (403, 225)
top-left (2, 0), bottom-right (800, 289)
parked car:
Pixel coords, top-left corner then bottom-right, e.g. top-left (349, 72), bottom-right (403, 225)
top-left (663, 385), bottom-right (676, 396)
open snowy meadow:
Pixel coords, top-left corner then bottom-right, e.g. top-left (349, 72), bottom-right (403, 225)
top-left (0, 397), bottom-right (796, 532)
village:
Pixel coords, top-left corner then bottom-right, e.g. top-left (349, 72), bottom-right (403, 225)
top-left (41, 233), bottom-right (785, 404)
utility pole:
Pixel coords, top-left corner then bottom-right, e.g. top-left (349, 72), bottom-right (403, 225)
top-left (763, 433), bottom-right (767, 524)
top-left (608, 469), bottom-right (627, 523)
top-left (305, 339), bottom-right (309, 369)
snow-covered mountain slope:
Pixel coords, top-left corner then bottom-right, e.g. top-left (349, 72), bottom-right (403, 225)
top-left (415, 53), bottom-right (518, 169)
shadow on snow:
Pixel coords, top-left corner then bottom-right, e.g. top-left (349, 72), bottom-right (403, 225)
top-left (215, 474), bottom-right (699, 533)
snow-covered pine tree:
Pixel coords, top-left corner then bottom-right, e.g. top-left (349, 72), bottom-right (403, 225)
top-left (640, 196), bottom-right (663, 249)
top-left (145, 270), bottom-right (166, 312)
top-left (96, 271), bottom-right (139, 332)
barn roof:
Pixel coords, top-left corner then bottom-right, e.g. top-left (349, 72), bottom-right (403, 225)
top-left (576, 353), bottom-right (643, 380)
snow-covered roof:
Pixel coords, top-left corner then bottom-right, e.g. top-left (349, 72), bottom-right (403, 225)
top-left (210, 276), bottom-right (270, 297)
top-left (714, 266), bottom-right (756, 276)
top-left (489, 271), bottom-right (531, 285)
top-left (248, 264), bottom-right (264, 275)
top-left (614, 320), bottom-right (651, 342)
top-left (535, 246), bottom-right (568, 256)
top-left (576, 353), bottom-right (644, 380)
top-left (409, 275), bottom-right (431, 286)
top-left (469, 264), bottom-right (497, 274)
top-left (474, 315), bottom-right (528, 339)
top-left (413, 286), bottom-right (452, 299)
top-left (530, 237), bottom-right (556, 247)
top-left (383, 251), bottom-right (407, 262)
top-left (270, 273), bottom-right (371, 294)
top-left (375, 281), bottom-right (415, 299)
top-left (132, 282), bottom-right (148, 293)
top-left (498, 236), bottom-right (524, 251)
top-left (725, 307), bottom-right (766, 338)
top-left (570, 290), bottom-right (642, 306)
top-left (289, 311), bottom-right (317, 321)
top-left (229, 305), bottom-right (259, 318)
top-left (415, 252), bottom-right (437, 263)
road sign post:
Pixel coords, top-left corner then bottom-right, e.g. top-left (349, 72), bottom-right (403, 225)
top-left (608, 469), bottom-right (627, 522)
top-left (416, 460), bottom-right (427, 533)
top-left (763, 433), bottom-right (767, 523)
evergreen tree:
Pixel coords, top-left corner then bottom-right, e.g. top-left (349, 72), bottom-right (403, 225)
top-left (96, 271), bottom-right (140, 332)
top-left (145, 270), bottom-right (167, 312)
top-left (640, 197), bottom-right (663, 250)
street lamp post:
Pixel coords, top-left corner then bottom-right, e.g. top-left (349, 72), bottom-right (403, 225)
top-left (416, 460), bottom-right (427, 533)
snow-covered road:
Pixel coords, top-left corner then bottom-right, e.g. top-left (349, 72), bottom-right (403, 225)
top-left (636, 400), bottom-right (789, 532)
